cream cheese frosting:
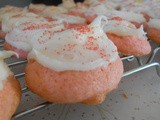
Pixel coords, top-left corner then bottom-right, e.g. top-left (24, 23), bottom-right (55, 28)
top-left (148, 19), bottom-right (160, 29)
top-left (0, 6), bottom-right (28, 22)
top-left (104, 19), bottom-right (146, 37)
top-left (2, 13), bottom-right (48, 33)
top-left (85, 2), bottom-right (110, 16)
top-left (28, 16), bottom-right (118, 71)
top-left (59, 0), bottom-right (76, 9)
top-left (40, 6), bottom-right (68, 17)
top-left (106, 10), bottom-right (146, 23)
top-left (0, 51), bottom-right (18, 90)
top-left (51, 14), bottom-right (86, 24)
top-left (5, 20), bottom-right (65, 52)
top-left (29, 3), bottom-right (46, 11)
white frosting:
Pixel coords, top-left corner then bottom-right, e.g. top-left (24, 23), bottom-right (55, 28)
top-left (29, 3), bottom-right (46, 11)
top-left (104, 20), bottom-right (146, 37)
top-left (122, 2), bottom-right (150, 14)
top-left (5, 29), bottom-right (35, 51)
top-left (51, 14), bottom-right (86, 24)
top-left (5, 21), bottom-right (65, 52)
top-left (0, 6), bottom-right (27, 22)
top-left (28, 16), bottom-right (118, 71)
top-left (107, 11), bottom-right (146, 23)
top-left (148, 19), bottom-right (160, 29)
top-left (0, 51), bottom-right (18, 90)
top-left (85, 2), bottom-right (110, 16)
top-left (84, 0), bottom-right (97, 5)
top-left (69, 2), bottom-right (87, 14)
top-left (104, 1), bottom-right (119, 10)
top-left (59, 0), bottom-right (76, 9)
top-left (0, 50), bottom-right (18, 59)
top-left (146, 7), bottom-right (160, 19)
top-left (2, 13), bottom-right (47, 33)
top-left (0, 62), bottom-right (10, 90)
top-left (40, 6), bottom-right (68, 17)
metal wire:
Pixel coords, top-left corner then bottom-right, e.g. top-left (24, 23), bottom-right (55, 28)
top-left (8, 60), bottom-right (27, 67)
top-left (12, 102), bottom-right (52, 119)
top-left (15, 73), bottom-right (25, 78)
top-left (0, 40), bottom-right (4, 47)
top-left (121, 56), bottom-right (134, 61)
top-left (147, 46), bottom-right (160, 63)
top-left (22, 87), bottom-right (29, 93)
top-left (0, 42), bottom-right (159, 119)
top-left (135, 57), bottom-right (143, 66)
top-left (0, 44), bottom-right (4, 47)
top-left (123, 62), bottom-right (160, 77)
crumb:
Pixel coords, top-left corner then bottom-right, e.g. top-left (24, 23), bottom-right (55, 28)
top-left (122, 92), bottom-right (128, 99)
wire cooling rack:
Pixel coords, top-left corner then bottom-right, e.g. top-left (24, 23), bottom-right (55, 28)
top-left (0, 39), bottom-right (160, 120)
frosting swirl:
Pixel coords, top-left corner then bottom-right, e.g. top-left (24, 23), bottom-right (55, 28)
top-left (29, 16), bottom-right (118, 71)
